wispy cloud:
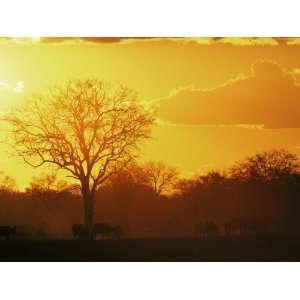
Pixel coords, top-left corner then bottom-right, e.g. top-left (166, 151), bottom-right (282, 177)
top-left (0, 37), bottom-right (298, 47)
top-left (0, 80), bottom-right (24, 93)
top-left (157, 60), bottom-right (300, 128)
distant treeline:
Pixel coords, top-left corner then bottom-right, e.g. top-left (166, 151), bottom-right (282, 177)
top-left (0, 149), bottom-right (300, 238)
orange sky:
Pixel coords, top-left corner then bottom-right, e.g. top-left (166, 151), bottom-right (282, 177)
top-left (1, 37), bottom-right (300, 189)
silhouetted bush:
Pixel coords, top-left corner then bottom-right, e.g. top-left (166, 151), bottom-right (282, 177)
top-left (0, 151), bottom-right (300, 238)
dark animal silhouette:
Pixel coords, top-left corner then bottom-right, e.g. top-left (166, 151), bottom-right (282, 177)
top-left (195, 221), bottom-right (219, 238)
top-left (93, 223), bottom-right (124, 239)
top-left (110, 225), bottom-right (124, 238)
top-left (224, 221), bottom-right (238, 236)
top-left (36, 222), bottom-right (49, 238)
top-left (16, 224), bottom-right (35, 238)
top-left (72, 224), bottom-right (90, 240)
top-left (0, 226), bottom-right (16, 240)
top-left (224, 219), bottom-right (265, 237)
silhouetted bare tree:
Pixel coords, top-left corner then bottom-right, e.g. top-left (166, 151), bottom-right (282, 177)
top-left (27, 172), bottom-right (74, 193)
top-left (143, 161), bottom-right (178, 195)
top-left (4, 79), bottom-right (155, 232)
top-left (0, 171), bottom-right (17, 192)
top-left (28, 173), bottom-right (57, 192)
top-left (199, 171), bottom-right (228, 188)
top-left (107, 162), bottom-right (150, 188)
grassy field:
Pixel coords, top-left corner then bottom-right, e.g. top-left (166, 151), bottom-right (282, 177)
top-left (1, 237), bottom-right (300, 261)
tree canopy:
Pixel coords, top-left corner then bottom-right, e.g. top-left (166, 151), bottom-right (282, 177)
top-left (229, 149), bottom-right (299, 182)
top-left (5, 79), bottom-right (155, 229)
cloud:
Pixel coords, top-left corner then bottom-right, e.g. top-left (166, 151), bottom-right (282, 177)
top-left (0, 37), bottom-right (124, 45)
top-left (0, 80), bottom-right (24, 93)
top-left (0, 38), bottom-right (41, 45)
top-left (13, 81), bottom-right (24, 93)
top-left (39, 37), bottom-right (170, 45)
top-left (40, 37), bottom-right (296, 47)
top-left (37, 37), bottom-right (289, 46)
top-left (206, 37), bottom-right (279, 46)
top-left (0, 37), bottom-right (297, 47)
top-left (0, 81), bottom-right (24, 114)
top-left (40, 37), bottom-right (125, 44)
top-left (157, 60), bottom-right (300, 128)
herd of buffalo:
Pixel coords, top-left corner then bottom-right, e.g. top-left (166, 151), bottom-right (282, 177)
top-left (72, 223), bottom-right (124, 240)
top-left (0, 218), bottom-right (269, 240)
top-left (195, 219), bottom-right (267, 238)
top-left (0, 223), bottom-right (124, 240)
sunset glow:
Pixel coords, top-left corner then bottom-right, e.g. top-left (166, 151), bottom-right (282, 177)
top-left (1, 37), bottom-right (300, 189)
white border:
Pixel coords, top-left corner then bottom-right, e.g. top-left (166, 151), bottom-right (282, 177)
top-left (0, 262), bottom-right (300, 300)
top-left (0, 0), bottom-right (299, 36)
top-left (0, 1), bottom-right (300, 300)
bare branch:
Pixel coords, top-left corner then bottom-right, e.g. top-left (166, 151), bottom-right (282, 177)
top-left (4, 79), bottom-right (155, 196)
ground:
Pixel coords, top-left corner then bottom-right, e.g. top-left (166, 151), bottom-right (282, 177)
top-left (1, 237), bottom-right (300, 261)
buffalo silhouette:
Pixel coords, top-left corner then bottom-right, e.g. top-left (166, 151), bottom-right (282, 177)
top-left (72, 224), bottom-right (90, 240)
top-left (93, 223), bottom-right (124, 239)
top-left (224, 219), bottom-right (265, 237)
top-left (0, 226), bottom-right (16, 240)
top-left (195, 221), bottom-right (219, 238)
top-left (72, 223), bottom-right (124, 240)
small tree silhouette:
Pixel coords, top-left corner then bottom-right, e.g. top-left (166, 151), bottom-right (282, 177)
top-left (0, 171), bottom-right (17, 192)
top-left (27, 172), bottom-right (73, 193)
top-left (4, 79), bottom-right (155, 233)
top-left (143, 161), bottom-right (178, 195)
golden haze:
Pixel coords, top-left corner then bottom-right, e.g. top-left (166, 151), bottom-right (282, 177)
top-left (0, 37), bottom-right (300, 189)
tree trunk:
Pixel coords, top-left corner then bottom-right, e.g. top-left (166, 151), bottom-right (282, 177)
top-left (83, 189), bottom-right (95, 238)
